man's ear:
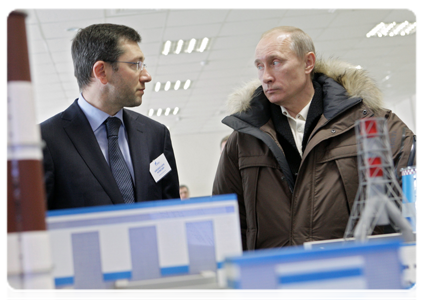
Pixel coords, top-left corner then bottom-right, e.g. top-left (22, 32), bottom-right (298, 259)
top-left (92, 61), bottom-right (108, 85)
top-left (305, 52), bottom-right (316, 75)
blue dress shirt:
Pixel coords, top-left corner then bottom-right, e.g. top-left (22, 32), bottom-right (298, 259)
top-left (77, 94), bottom-right (135, 182)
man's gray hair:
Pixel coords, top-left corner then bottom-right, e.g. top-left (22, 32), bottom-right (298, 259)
top-left (261, 26), bottom-right (316, 77)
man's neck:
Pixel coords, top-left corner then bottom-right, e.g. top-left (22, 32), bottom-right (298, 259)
top-left (283, 89), bottom-right (315, 118)
top-left (81, 88), bottom-right (119, 116)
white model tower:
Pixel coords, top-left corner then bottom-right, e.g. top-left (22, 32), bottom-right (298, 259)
top-left (343, 118), bottom-right (414, 242)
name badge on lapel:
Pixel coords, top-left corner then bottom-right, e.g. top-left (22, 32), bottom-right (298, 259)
top-left (150, 153), bottom-right (171, 182)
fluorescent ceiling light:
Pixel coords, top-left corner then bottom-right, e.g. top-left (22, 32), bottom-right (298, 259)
top-left (366, 21), bottom-right (416, 38)
top-left (198, 37), bottom-right (209, 52)
top-left (174, 40), bottom-right (184, 54)
top-left (155, 80), bottom-right (191, 92)
top-left (162, 40), bottom-right (171, 55)
top-left (186, 38), bottom-right (196, 53)
top-left (174, 80), bottom-right (181, 90)
top-left (149, 107), bottom-right (179, 117)
top-left (161, 37), bottom-right (211, 55)
top-left (183, 80), bottom-right (191, 90)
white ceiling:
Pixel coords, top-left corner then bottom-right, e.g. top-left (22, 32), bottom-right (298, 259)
top-left (23, 8), bottom-right (416, 136)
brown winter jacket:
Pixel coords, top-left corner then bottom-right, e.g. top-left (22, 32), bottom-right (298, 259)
top-left (212, 59), bottom-right (415, 251)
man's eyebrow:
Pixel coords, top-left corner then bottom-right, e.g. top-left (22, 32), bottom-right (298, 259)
top-left (254, 55), bottom-right (280, 65)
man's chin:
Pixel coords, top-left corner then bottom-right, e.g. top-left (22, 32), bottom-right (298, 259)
top-left (265, 94), bottom-right (283, 106)
top-left (125, 100), bottom-right (142, 108)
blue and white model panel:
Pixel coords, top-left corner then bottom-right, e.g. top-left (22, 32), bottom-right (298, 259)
top-left (46, 194), bottom-right (242, 289)
top-left (225, 239), bottom-right (404, 289)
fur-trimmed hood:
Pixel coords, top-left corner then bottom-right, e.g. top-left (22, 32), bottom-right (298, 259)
top-left (227, 59), bottom-right (384, 115)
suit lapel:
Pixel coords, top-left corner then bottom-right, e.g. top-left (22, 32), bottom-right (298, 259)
top-left (62, 100), bottom-right (125, 204)
top-left (123, 110), bottom-right (151, 202)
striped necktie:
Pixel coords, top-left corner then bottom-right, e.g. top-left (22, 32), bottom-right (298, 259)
top-left (105, 117), bottom-right (135, 204)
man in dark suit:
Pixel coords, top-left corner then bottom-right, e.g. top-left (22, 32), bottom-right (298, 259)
top-left (41, 23), bottom-right (180, 210)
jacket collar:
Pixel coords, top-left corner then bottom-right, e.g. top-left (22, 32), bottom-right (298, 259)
top-left (226, 59), bottom-right (384, 118)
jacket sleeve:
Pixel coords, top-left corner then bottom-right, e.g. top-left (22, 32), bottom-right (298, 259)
top-left (161, 125), bottom-right (180, 200)
top-left (40, 126), bottom-right (55, 210)
top-left (212, 132), bottom-right (247, 250)
top-left (385, 111), bottom-right (416, 181)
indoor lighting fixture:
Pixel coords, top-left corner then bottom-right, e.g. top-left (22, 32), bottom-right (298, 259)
top-left (160, 37), bottom-right (211, 55)
top-left (153, 80), bottom-right (192, 92)
top-left (366, 21), bottom-right (416, 38)
top-left (175, 39), bottom-right (184, 54)
top-left (186, 38), bottom-right (196, 54)
top-left (174, 80), bottom-right (181, 90)
top-left (183, 80), bottom-right (191, 90)
top-left (147, 107), bottom-right (180, 117)
top-left (162, 40), bottom-right (171, 55)
top-left (198, 37), bottom-right (209, 52)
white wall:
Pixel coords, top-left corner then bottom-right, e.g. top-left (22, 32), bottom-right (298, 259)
top-left (171, 130), bottom-right (232, 198)
top-left (385, 95), bottom-right (416, 134)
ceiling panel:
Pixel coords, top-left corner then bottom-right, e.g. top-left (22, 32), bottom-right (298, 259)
top-left (383, 9), bottom-right (416, 21)
top-left (219, 19), bottom-right (280, 36)
top-left (166, 9), bottom-right (228, 27)
top-left (276, 12), bottom-right (337, 30)
top-left (35, 9), bottom-right (105, 23)
top-left (226, 9), bottom-right (288, 22)
top-left (329, 10), bottom-right (392, 27)
top-left (163, 23), bottom-right (222, 40)
top-left (106, 11), bottom-right (168, 30)
top-left (212, 34), bottom-right (260, 50)
top-left (39, 18), bottom-right (105, 39)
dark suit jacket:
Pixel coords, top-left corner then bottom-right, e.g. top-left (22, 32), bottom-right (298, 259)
top-left (40, 100), bottom-right (180, 210)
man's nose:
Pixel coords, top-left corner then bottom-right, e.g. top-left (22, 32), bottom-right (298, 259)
top-left (262, 67), bottom-right (274, 84)
top-left (140, 68), bottom-right (152, 82)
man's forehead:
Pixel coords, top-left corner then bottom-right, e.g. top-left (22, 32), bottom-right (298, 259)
top-left (255, 33), bottom-right (291, 60)
top-left (119, 41), bottom-right (145, 60)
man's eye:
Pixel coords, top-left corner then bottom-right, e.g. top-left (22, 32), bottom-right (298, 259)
top-left (256, 65), bottom-right (263, 70)
top-left (272, 61), bottom-right (280, 66)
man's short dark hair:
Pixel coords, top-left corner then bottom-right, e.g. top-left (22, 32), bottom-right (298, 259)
top-left (71, 23), bottom-right (141, 90)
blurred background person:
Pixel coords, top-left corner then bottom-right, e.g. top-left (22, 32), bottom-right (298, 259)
top-left (179, 184), bottom-right (190, 200)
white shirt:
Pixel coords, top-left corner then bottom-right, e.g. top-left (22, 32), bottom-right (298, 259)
top-left (77, 94), bottom-right (135, 182)
top-left (280, 100), bottom-right (312, 157)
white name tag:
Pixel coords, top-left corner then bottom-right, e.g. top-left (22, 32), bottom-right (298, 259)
top-left (149, 153), bottom-right (172, 183)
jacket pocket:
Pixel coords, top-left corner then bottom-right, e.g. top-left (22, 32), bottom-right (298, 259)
top-left (238, 156), bottom-right (282, 250)
top-left (318, 144), bottom-right (357, 163)
top-left (317, 144), bottom-right (358, 213)
top-left (239, 155), bottom-right (280, 170)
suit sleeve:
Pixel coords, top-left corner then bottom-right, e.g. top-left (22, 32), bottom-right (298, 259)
top-left (161, 126), bottom-right (180, 199)
top-left (386, 111), bottom-right (416, 182)
top-left (212, 132), bottom-right (247, 250)
top-left (40, 129), bottom-right (55, 210)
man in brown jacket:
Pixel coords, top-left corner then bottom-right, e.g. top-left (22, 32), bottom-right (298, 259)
top-left (212, 26), bottom-right (415, 251)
